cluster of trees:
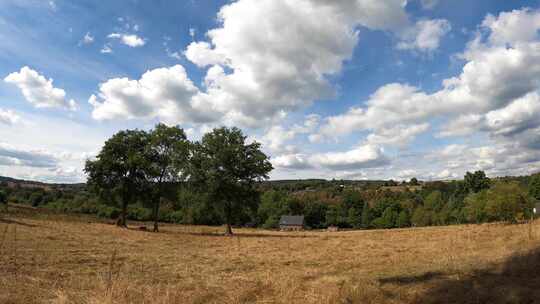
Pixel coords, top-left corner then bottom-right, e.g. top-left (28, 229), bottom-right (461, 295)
top-left (250, 170), bottom-right (538, 229)
top-left (84, 124), bottom-right (272, 234)
top-left (2, 124), bottom-right (540, 232)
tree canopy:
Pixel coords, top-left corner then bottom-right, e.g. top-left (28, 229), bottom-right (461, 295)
top-left (84, 129), bottom-right (150, 227)
top-left (464, 171), bottom-right (490, 193)
top-left (146, 124), bottom-right (191, 232)
top-left (189, 127), bottom-right (273, 235)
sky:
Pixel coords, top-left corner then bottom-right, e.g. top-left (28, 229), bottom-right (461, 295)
top-left (2, 0), bottom-right (540, 183)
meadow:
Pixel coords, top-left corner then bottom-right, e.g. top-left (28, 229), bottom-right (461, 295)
top-left (1, 205), bottom-right (540, 304)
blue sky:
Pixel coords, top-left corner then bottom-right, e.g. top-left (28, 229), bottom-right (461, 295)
top-left (2, 0), bottom-right (540, 182)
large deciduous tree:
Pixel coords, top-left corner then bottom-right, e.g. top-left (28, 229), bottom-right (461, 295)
top-left (85, 129), bottom-right (150, 227)
top-left (146, 124), bottom-right (190, 232)
top-left (189, 127), bottom-right (273, 235)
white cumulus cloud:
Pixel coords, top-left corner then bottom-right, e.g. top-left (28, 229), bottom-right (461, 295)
top-left (4, 67), bottom-right (77, 110)
top-left (398, 19), bottom-right (451, 52)
top-left (108, 33), bottom-right (146, 47)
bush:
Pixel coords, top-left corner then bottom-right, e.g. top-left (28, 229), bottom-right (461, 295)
top-left (96, 205), bottom-right (121, 219)
top-left (128, 204), bottom-right (152, 221)
top-left (464, 182), bottom-right (531, 223)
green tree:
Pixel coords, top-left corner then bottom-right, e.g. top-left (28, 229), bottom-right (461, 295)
top-left (464, 190), bottom-right (488, 223)
top-left (304, 201), bottom-right (328, 229)
top-left (529, 173), bottom-right (540, 201)
top-left (396, 210), bottom-right (410, 228)
top-left (410, 177), bottom-right (419, 185)
top-left (325, 204), bottom-right (342, 227)
top-left (189, 127), bottom-right (273, 235)
top-left (378, 207), bottom-right (398, 228)
top-left (464, 171), bottom-right (490, 193)
top-left (146, 124), bottom-right (191, 232)
top-left (347, 206), bottom-right (363, 228)
top-left (484, 182), bottom-right (531, 222)
top-left (85, 129), bottom-right (150, 227)
top-left (361, 204), bottom-right (372, 229)
top-left (411, 206), bottom-right (430, 227)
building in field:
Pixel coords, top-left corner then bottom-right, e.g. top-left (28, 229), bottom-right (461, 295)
top-left (279, 215), bottom-right (304, 231)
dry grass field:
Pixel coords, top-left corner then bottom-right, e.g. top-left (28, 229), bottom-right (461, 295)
top-left (2, 206), bottom-right (540, 304)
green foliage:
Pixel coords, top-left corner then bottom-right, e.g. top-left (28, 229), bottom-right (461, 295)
top-left (347, 206), bottom-right (363, 228)
top-left (85, 129), bottom-right (151, 226)
top-left (464, 190), bottom-right (488, 223)
top-left (189, 127), bottom-right (273, 234)
top-left (529, 173), bottom-right (540, 201)
top-left (464, 182), bottom-right (531, 223)
top-left (304, 201), bottom-right (328, 229)
top-left (411, 206), bottom-right (430, 227)
top-left (396, 210), bottom-right (410, 228)
top-left (464, 171), bottom-right (490, 193)
top-left (146, 124), bottom-right (191, 231)
top-left (361, 204), bottom-right (372, 229)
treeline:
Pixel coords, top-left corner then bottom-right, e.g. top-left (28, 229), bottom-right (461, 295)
top-left (2, 171), bottom-right (540, 230)
top-left (1, 125), bottom-right (540, 232)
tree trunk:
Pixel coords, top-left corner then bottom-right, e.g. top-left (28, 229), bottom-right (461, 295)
top-left (224, 222), bottom-right (233, 236)
top-left (117, 199), bottom-right (128, 228)
top-left (224, 202), bottom-right (233, 236)
top-left (153, 197), bottom-right (160, 232)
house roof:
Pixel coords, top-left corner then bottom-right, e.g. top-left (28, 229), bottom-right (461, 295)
top-left (279, 215), bottom-right (304, 226)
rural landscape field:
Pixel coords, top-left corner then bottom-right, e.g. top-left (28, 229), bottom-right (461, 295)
top-left (1, 205), bottom-right (540, 304)
top-left (4, 1), bottom-right (540, 303)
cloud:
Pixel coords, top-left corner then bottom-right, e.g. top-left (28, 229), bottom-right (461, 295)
top-left (108, 33), bottom-right (146, 47)
top-left (397, 19), bottom-right (451, 52)
top-left (4, 66), bottom-right (77, 110)
top-left (309, 144), bottom-right (390, 170)
top-left (80, 32), bottom-right (94, 45)
top-left (88, 65), bottom-right (217, 123)
top-left (0, 143), bottom-right (58, 168)
top-left (272, 154), bottom-right (312, 170)
top-left (482, 8), bottom-right (540, 46)
top-left (181, 0), bottom-right (410, 127)
top-left (100, 44), bottom-right (113, 54)
top-left (419, 0), bottom-right (438, 10)
top-left (316, 8), bottom-right (540, 157)
top-left (273, 144), bottom-right (389, 172)
top-left (259, 114), bottom-right (320, 153)
top-left (317, 83), bottom-right (435, 141)
top-left (426, 142), bottom-right (540, 178)
top-left (0, 109), bottom-right (20, 125)
top-left (366, 123), bottom-right (430, 147)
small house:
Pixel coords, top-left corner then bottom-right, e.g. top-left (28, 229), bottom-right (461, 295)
top-left (279, 215), bottom-right (304, 231)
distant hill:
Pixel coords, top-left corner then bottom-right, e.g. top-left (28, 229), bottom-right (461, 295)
top-left (0, 176), bottom-right (85, 191)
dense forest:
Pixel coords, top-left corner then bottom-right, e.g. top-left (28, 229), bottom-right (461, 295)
top-left (2, 170), bottom-right (540, 230)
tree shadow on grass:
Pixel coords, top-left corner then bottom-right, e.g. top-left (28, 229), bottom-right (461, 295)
top-left (379, 246), bottom-right (540, 304)
top-left (378, 271), bottom-right (445, 285)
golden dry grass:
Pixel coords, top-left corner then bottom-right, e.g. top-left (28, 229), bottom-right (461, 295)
top-left (1, 207), bottom-right (540, 304)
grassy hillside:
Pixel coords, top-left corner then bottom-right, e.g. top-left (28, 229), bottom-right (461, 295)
top-left (1, 206), bottom-right (540, 304)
